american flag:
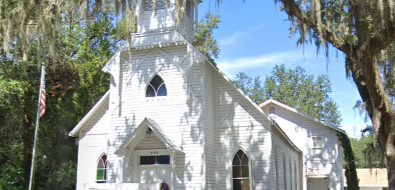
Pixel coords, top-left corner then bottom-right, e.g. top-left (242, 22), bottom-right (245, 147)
top-left (28, 64), bottom-right (46, 190)
top-left (39, 66), bottom-right (46, 117)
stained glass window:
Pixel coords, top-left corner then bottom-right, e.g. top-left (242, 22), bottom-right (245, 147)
top-left (232, 150), bottom-right (250, 190)
top-left (96, 154), bottom-right (107, 182)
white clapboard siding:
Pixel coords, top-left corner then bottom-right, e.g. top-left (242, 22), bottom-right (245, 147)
top-left (203, 63), bottom-right (216, 189)
top-left (105, 45), bottom-right (206, 188)
top-left (135, 134), bottom-right (167, 150)
top-left (178, 15), bottom-right (194, 40)
top-left (76, 102), bottom-right (110, 190)
top-left (214, 72), bottom-right (274, 190)
top-left (73, 28), bottom-right (305, 190)
top-left (271, 125), bottom-right (301, 190)
top-left (137, 8), bottom-right (193, 41)
top-left (262, 103), bottom-right (343, 190)
top-left (138, 9), bottom-right (175, 34)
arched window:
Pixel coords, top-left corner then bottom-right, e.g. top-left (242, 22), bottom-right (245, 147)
top-left (96, 154), bottom-right (107, 182)
top-left (146, 75), bottom-right (167, 97)
top-left (232, 150), bottom-right (250, 190)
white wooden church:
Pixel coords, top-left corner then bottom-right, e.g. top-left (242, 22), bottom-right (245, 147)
top-left (68, 0), bottom-right (345, 189)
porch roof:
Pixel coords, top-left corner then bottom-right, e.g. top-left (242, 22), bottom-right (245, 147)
top-left (115, 118), bottom-right (184, 155)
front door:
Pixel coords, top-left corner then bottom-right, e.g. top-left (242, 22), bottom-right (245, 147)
top-left (137, 150), bottom-right (173, 187)
top-left (140, 166), bottom-right (172, 184)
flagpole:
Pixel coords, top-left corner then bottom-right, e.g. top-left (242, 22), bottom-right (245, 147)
top-left (28, 64), bottom-right (45, 190)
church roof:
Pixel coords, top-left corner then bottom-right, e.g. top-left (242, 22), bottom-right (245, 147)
top-left (69, 91), bottom-right (110, 137)
top-left (259, 99), bottom-right (346, 134)
top-left (69, 32), bottom-right (302, 155)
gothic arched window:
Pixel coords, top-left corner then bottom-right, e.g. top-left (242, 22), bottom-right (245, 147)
top-left (232, 150), bottom-right (251, 190)
top-left (96, 154), bottom-right (107, 182)
top-left (146, 75), bottom-right (167, 97)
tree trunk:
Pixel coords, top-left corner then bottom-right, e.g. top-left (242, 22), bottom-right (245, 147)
top-left (386, 136), bottom-right (395, 189)
top-left (277, 0), bottom-right (395, 188)
top-left (380, 120), bottom-right (395, 189)
top-left (348, 55), bottom-right (395, 189)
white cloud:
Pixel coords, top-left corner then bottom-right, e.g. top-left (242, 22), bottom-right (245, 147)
top-left (217, 50), bottom-right (309, 72)
top-left (219, 24), bottom-right (264, 46)
top-left (341, 123), bottom-right (368, 139)
top-left (220, 32), bottom-right (242, 46)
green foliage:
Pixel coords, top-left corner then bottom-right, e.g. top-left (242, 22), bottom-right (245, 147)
top-left (233, 64), bottom-right (342, 126)
top-left (350, 126), bottom-right (386, 168)
top-left (0, 178), bottom-right (22, 190)
top-left (0, 0), bottom-right (133, 57)
top-left (338, 132), bottom-right (359, 190)
top-left (0, 2), bottom-right (219, 188)
top-left (232, 72), bottom-right (264, 103)
top-left (0, 6), bottom-right (118, 190)
top-left (193, 13), bottom-right (221, 64)
top-left (275, 0), bottom-right (395, 187)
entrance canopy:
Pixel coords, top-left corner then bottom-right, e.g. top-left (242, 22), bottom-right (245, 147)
top-left (115, 118), bottom-right (184, 155)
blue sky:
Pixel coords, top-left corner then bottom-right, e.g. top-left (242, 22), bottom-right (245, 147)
top-left (197, 0), bottom-right (369, 138)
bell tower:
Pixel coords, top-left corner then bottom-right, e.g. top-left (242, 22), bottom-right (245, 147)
top-left (135, 0), bottom-right (199, 41)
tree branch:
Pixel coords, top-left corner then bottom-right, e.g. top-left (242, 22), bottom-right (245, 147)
top-left (357, 0), bottom-right (395, 59)
top-left (359, 25), bottom-right (395, 59)
top-left (279, 0), bottom-right (351, 54)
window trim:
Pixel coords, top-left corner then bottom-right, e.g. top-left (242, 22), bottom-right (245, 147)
top-left (140, 155), bottom-right (171, 165)
top-left (311, 136), bottom-right (323, 159)
top-left (145, 74), bottom-right (168, 98)
top-left (96, 153), bottom-right (107, 183)
top-left (231, 149), bottom-right (252, 190)
top-left (135, 149), bottom-right (172, 165)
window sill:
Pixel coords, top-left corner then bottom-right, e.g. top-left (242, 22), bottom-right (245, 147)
top-left (96, 180), bottom-right (107, 183)
top-left (145, 97), bottom-right (169, 101)
top-left (139, 164), bottom-right (172, 167)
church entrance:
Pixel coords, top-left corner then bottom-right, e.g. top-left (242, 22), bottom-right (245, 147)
top-left (139, 165), bottom-right (172, 183)
top-left (136, 150), bottom-right (173, 187)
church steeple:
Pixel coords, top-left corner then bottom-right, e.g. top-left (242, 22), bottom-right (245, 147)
top-left (135, 0), bottom-right (198, 41)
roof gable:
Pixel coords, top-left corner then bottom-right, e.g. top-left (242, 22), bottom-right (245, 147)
top-left (259, 99), bottom-right (346, 134)
top-left (115, 118), bottom-right (184, 155)
top-left (69, 91), bottom-right (110, 137)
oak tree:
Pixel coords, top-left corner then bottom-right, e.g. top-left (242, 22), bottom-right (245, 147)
top-left (275, 0), bottom-right (395, 188)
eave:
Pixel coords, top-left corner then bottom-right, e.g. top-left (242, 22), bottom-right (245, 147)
top-left (68, 91), bottom-right (110, 137)
top-left (259, 99), bottom-right (346, 134)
